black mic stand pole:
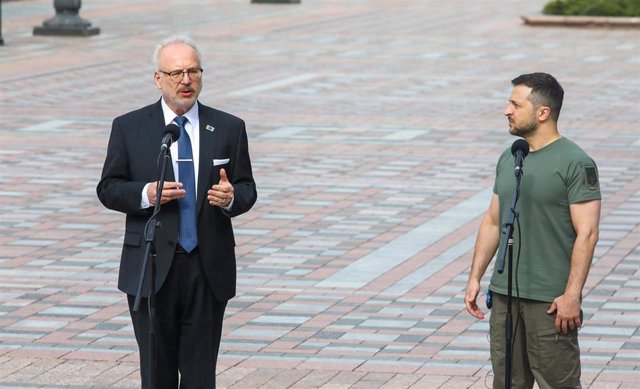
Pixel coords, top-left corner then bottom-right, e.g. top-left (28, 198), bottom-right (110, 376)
top-left (496, 169), bottom-right (523, 389)
top-left (132, 145), bottom-right (172, 389)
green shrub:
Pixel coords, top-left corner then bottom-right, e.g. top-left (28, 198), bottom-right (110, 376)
top-left (543, 0), bottom-right (640, 16)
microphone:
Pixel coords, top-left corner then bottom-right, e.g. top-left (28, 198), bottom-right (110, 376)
top-left (511, 139), bottom-right (529, 177)
top-left (160, 124), bottom-right (180, 151)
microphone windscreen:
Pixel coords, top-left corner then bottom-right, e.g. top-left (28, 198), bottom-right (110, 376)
top-left (511, 139), bottom-right (530, 158)
top-left (163, 123), bottom-right (181, 141)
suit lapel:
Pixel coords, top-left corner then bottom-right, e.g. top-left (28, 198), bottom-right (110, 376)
top-left (149, 100), bottom-right (176, 181)
top-left (197, 104), bottom-right (217, 214)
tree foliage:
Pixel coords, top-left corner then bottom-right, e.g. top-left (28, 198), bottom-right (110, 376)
top-left (543, 0), bottom-right (640, 16)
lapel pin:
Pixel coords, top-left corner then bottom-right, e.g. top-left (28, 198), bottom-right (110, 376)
top-left (206, 124), bottom-right (215, 132)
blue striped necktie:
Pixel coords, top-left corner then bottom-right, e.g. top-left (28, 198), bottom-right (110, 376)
top-left (174, 116), bottom-right (198, 253)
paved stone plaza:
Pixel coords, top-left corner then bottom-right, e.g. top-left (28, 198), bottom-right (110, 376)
top-left (0, 0), bottom-right (638, 388)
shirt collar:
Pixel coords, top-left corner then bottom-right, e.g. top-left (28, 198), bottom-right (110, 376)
top-left (160, 98), bottom-right (199, 128)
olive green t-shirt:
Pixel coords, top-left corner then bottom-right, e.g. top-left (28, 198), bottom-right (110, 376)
top-left (489, 137), bottom-right (601, 302)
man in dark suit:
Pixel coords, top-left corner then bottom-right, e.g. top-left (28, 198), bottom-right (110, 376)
top-left (97, 34), bottom-right (257, 389)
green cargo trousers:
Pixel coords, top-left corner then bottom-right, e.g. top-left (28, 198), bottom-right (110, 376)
top-left (489, 292), bottom-right (582, 389)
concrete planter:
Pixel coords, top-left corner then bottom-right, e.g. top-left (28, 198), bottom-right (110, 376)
top-left (252, 0), bottom-right (301, 3)
top-left (522, 15), bottom-right (640, 28)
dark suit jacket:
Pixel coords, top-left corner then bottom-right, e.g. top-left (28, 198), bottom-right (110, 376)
top-left (97, 100), bottom-right (257, 301)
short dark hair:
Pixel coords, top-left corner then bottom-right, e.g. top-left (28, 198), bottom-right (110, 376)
top-left (511, 72), bottom-right (564, 122)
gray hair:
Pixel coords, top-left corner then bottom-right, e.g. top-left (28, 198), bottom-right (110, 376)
top-left (152, 34), bottom-right (202, 70)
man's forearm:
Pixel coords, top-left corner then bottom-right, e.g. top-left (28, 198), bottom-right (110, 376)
top-left (564, 200), bottom-right (601, 299)
top-left (469, 221), bottom-right (500, 283)
top-left (564, 232), bottom-right (598, 299)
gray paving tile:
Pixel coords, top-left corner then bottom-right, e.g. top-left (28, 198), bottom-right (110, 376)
top-left (318, 189), bottom-right (492, 289)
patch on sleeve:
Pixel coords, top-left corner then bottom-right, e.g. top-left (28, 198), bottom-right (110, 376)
top-left (584, 165), bottom-right (598, 191)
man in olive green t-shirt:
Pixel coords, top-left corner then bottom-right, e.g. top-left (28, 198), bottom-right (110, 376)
top-left (464, 73), bottom-right (601, 389)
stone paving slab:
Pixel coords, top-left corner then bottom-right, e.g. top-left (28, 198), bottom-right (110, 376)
top-left (1, 0), bottom-right (639, 388)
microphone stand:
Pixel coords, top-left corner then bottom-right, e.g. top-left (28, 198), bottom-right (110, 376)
top-left (132, 145), bottom-right (172, 389)
top-left (496, 168), bottom-right (523, 389)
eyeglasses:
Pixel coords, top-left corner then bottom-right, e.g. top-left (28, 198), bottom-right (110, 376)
top-left (158, 67), bottom-right (203, 82)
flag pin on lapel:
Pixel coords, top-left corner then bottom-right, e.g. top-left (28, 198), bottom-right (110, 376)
top-left (206, 124), bottom-right (215, 133)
